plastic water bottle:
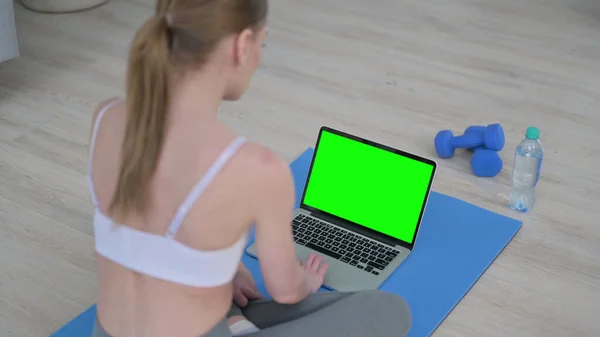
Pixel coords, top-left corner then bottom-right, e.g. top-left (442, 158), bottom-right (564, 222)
top-left (509, 127), bottom-right (543, 212)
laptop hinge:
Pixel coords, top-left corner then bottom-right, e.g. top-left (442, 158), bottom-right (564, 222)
top-left (310, 211), bottom-right (399, 247)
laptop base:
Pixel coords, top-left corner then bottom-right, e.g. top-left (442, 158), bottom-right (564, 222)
top-left (245, 210), bottom-right (410, 292)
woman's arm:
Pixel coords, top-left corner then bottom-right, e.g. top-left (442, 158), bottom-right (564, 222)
top-left (252, 151), bottom-right (311, 304)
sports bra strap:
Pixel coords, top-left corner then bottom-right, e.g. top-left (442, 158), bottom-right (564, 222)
top-left (165, 136), bottom-right (247, 238)
top-left (88, 98), bottom-right (122, 207)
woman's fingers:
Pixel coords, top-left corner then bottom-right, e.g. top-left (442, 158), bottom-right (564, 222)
top-left (303, 254), bottom-right (330, 275)
top-left (311, 255), bottom-right (324, 270)
top-left (304, 253), bottom-right (316, 269)
top-left (233, 290), bottom-right (248, 307)
top-left (317, 261), bottom-right (330, 277)
top-left (242, 285), bottom-right (264, 300)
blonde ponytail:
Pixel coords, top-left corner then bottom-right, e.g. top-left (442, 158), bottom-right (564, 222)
top-left (109, 15), bottom-right (171, 219)
top-left (155, 0), bottom-right (173, 15)
top-left (109, 0), bottom-right (268, 220)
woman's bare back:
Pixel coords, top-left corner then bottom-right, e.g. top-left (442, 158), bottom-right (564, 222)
top-left (90, 98), bottom-right (273, 337)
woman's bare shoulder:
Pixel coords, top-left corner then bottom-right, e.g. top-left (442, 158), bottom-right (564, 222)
top-left (92, 97), bottom-right (121, 123)
top-left (236, 141), bottom-right (294, 192)
top-left (89, 97), bottom-right (121, 142)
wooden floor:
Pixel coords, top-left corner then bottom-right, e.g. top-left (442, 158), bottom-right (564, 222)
top-left (1, 0), bottom-right (599, 336)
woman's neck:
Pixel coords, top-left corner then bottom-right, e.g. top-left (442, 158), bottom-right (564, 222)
top-left (168, 68), bottom-right (226, 124)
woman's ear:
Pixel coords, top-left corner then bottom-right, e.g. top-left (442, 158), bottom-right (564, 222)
top-left (233, 28), bottom-right (255, 67)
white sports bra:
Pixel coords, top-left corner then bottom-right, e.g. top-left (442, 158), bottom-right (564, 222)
top-left (88, 99), bottom-right (248, 288)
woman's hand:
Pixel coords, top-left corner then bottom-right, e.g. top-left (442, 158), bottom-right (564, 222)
top-left (300, 253), bottom-right (329, 293)
top-left (232, 264), bottom-right (264, 307)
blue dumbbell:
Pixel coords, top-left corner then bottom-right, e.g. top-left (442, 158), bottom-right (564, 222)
top-left (435, 123), bottom-right (505, 159)
top-left (465, 125), bottom-right (503, 176)
top-left (471, 147), bottom-right (503, 177)
top-left (464, 125), bottom-right (485, 151)
top-left (464, 125), bottom-right (504, 177)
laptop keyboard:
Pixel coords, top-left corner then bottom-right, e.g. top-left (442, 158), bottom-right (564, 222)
top-left (292, 214), bottom-right (400, 276)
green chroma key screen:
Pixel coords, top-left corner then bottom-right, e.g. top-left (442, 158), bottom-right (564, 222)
top-left (302, 130), bottom-right (434, 244)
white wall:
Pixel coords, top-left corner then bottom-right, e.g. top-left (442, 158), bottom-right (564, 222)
top-left (0, 0), bottom-right (19, 63)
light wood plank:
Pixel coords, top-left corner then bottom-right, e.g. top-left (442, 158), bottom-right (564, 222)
top-left (0, 0), bottom-right (599, 336)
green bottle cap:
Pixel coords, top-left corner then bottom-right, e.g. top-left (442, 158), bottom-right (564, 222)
top-left (525, 127), bottom-right (540, 140)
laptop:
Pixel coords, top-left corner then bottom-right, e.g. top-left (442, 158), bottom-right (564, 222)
top-left (246, 126), bottom-right (437, 292)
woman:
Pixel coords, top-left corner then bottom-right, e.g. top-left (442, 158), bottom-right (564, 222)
top-left (88, 0), bottom-right (412, 336)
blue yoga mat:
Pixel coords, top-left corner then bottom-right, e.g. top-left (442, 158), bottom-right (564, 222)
top-left (50, 148), bottom-right (521, 337)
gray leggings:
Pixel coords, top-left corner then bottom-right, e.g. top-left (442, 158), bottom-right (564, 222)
top-left (93, 290), bottom-right (412, 337)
